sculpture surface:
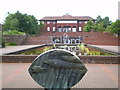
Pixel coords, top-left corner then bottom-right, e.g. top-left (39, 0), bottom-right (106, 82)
top-left (28, 49), bottom-right (87, 89)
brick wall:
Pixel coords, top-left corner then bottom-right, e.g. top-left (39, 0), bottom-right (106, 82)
top-left (1, 55), bottom-right (118, 64)
top-left (3, 35), bottom-right (27, 45)
top-left (23, 32), bottom-right (119, 46)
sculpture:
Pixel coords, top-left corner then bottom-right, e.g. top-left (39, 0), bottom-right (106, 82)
top-left (28, 49), bottom-right (87, 90)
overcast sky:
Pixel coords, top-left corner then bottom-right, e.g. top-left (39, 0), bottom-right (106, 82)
top-left (0, 0), bottom-right (119, 24)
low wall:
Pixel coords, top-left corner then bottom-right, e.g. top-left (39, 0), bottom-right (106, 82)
top-left (1, 55), bottom-right (119, 64)
top-left (3, 35), bottom-right (27, 45)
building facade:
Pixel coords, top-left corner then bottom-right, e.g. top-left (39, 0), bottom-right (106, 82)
top-left (40, 14), bottom-right (95, 32)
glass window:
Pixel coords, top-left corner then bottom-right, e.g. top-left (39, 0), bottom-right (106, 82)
top-left (47, 27), bottom-right (50, 31)
top-left (58, 27), bottom-right (62, 32)
top-left (53, 21), bottom-right (56, 24)
top-left (47, 21), bottom-right (50, 24)
top-left (72, 27), bottom-right (76, 32)
top-left (85, 21), bottom-right (87, 24)
top-left (79, 27), bottom-right (82, 31)
top-left (57, 20), bottom-right (77, 23)
top-left (53, 27), bottom-right (55, 31)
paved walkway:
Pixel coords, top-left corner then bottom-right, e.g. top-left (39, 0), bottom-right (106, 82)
top-left (1, 63), bottom-right (118, 88)
top-left (89, 45), bottom-right (119, 54)
top-left (0, 44), bottom-right (119, 55)
top-left (1, 45), bottom-right (45, 55)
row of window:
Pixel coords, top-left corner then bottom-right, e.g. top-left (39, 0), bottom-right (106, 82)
top-left (47, 21), bottom-right (56, 24)
top-left (47, 27), bottom-right (82, 32)
top-left (46, 21), bottom-right (89, 24)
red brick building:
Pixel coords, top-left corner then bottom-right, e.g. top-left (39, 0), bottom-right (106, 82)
top-left (40, 14), bottom-right (95, 32)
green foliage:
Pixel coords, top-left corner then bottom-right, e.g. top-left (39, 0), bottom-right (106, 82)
top-left (3, 11), bottom-right (40, 35)
top-left (96, 15), bottom-right (102, 24)
top-left (94, 15), bottom-right (111, 32)
top-left (105, 25), bottom-right (112, 33)
top-left (94, 22), bottom-right (105, 32)
top-left (53, 44), bottom-right (56, 48)
top-left (84, 19), bottom-right (94, 32)
top-left (105, 20), bottom-right (120, 36)
top-left (20, 47), bottom-right (51, 55)
top-left (3, 30), bottom-right (25, 35)
top-left (43, 47), bottom-right (51, 52)
top-left (102, 16), bottom-right (111, 28)
top-left (110, 20), bottom-right (120, 34)
top-left (5, 42), bottom-right (17, 46)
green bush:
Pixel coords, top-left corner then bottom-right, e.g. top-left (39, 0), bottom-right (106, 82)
top-left (6, 42), bottom-right (17, 46)
top-left (3, 30), bottom-right (25, 35)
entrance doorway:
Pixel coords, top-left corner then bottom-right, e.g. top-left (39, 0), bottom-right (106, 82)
top-left (63, 26), bottom-right (71, 32)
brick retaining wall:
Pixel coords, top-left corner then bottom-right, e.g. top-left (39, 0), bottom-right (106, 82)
top-left (3, 35), bottom-right (27, 45)
top-left (1, 55), bottom-right (119, 64)
top-left (23, 32), bottom-right (119, 46)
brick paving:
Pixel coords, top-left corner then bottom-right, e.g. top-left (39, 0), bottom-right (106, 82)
top-left (1, 63), bottom-right (118, 88)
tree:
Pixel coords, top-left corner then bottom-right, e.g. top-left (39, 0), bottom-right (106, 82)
top-left (96, 15), bottom-right (102, 24)
top-left (84, 19), bottom-right (94, 32)
top-left (94, 15), bottom-right (111, 32)
top-left (102, 16), bottom-right (111, 28)
top-left (105, 20), bottom-right (120, 36)
top-left (10, 18), bottom-right (19, 30)
top-left (3, 11), bottom-right (40, 35)
top-left (3, 14), bottom-right (16, 31)
top-left (94, 22), bottom-right (105, 32)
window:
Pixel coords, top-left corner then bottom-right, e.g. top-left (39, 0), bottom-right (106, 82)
top-left (47, 27), bottom-right (50, 31)
top-left (53, 21), bottom-right (56, 24)
top-left (72, 26), bottom-right (76, 32)
top-left (47, 21), bottom-right (50, 24)
top-left (85, 21), bottom-right (87, 24)
top-left (57, 20), bottom-right (77, 23)
top-left (58, 26), bottom-right (62, 32)
top-left (79, 27), bottom-right (82, 31)
top-left (53, 27), bottom-right (55, 31)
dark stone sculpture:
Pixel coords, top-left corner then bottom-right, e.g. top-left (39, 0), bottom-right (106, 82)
top-left (28, 49), bottom-right (87, 90)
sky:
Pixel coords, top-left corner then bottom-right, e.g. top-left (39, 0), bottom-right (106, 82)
top-left (0, 0), bottom-right (119, 24)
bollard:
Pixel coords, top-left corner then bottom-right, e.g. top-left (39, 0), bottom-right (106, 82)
top-left (28, 49), bottom-right (87, 90)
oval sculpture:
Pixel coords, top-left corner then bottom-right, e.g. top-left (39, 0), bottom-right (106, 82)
top-left (28, 49), bottom-right (87, 89)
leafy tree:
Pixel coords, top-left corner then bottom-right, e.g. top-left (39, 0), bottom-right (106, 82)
top-left (111, 20), bottom-right (120, 35)
top-left (3, 11), bottom-right (40, 35)
top-left (105, 25), bottom-right (112, 33)
top-left (3, 14), bottom-right (16, 31)
top-left (84, 19), bottom-right (94, 32)
top-left (105, 20), bottom-right (120, 36)
top-left (96, 15), bottom-right (102, 24)
top-left (10, 18), bottom-right (19, 30)
top-left (94, 22), bottom-right (105, 32)
top-left (94, 15), bottom-right (111, 32)
top-left (102, 16), bottom-right (111, 28)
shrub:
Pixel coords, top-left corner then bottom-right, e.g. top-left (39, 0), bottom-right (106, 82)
top-left (3, 30), bottom-right (25, 35)
top-left (5, 42), bottom-right (17, 46)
